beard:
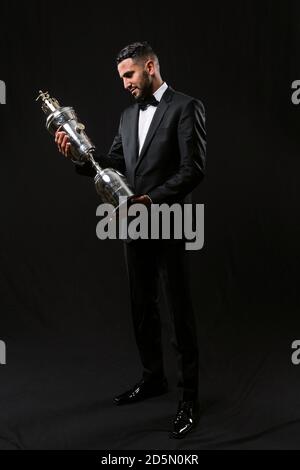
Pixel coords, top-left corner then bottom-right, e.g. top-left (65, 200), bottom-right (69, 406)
top-left (135, 71), bottom-right (153, 102)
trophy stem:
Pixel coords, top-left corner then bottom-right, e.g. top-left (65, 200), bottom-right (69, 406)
top-left (87, 152), bottom-right (102, 173)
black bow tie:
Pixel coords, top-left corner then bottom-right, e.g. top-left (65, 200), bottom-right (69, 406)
top-left (138, 95), bottom-right (159, 111)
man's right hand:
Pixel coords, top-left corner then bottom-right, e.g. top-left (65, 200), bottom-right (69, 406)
top-left (55, 128), bottom-right (72, 158)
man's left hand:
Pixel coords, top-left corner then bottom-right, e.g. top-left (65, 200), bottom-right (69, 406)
top-left (131, 195), bottom-right (152, 206)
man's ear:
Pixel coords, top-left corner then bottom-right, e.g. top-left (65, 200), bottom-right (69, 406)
top-left (145, 59), bottom-right (155, 75)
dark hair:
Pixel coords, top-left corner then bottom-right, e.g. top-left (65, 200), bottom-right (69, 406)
top-left (116, 41), bottom-right (158, 65)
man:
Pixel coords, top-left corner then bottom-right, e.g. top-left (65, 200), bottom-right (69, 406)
top-left (55, 41), bottom-right (206, 439)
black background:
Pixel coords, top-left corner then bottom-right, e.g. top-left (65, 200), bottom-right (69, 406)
top-left (1, 0), bottom-right (300, 450)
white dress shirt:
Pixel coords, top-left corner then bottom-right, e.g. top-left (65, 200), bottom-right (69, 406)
top-left (138, 82), bottom-right (168, 155)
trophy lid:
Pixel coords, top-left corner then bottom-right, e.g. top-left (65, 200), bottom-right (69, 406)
top-left (36, 90), bottom-right (60, 115)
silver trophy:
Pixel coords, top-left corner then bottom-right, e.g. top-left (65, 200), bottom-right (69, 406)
top-left (36, 90), bottom-right (134, 213)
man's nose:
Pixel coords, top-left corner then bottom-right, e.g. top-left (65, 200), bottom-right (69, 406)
top-left (124, 79), bottom-right (132, 90)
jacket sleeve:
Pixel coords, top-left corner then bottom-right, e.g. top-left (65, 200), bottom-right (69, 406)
top-left (147, 99), bottom-right (206, 204)
top-left (74, 113), bottom-right (126, 177)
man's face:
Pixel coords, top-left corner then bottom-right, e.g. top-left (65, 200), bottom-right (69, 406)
top-left (118, 58), bottom-right (153, 101)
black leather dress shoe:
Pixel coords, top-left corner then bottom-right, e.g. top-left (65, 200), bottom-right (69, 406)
top-left (113, 378), bottom-right (168, 405)
top-left (170, 400), bottom-right (199, 439)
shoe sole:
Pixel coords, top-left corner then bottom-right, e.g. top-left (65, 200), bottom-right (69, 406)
top-left (169, 425), bottom-right (195, 439)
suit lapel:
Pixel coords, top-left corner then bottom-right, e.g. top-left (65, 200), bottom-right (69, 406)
top-left (125, 104), bottom-right (139, 172)
top-left (135, 87), bottom-right (174, 173)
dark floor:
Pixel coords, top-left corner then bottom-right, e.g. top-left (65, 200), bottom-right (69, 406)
top-left (1, 327), bottom-right (300, 450)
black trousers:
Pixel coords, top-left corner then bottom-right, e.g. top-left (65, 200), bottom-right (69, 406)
top-left (124, 239), bottom-right (199, 401)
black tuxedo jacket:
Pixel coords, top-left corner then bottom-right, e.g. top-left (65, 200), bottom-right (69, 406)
top-left (76, 86), bottom-right (206, 205)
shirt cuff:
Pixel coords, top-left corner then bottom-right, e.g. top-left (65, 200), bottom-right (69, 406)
top-left (146, 194), bottom-right (153, 204)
